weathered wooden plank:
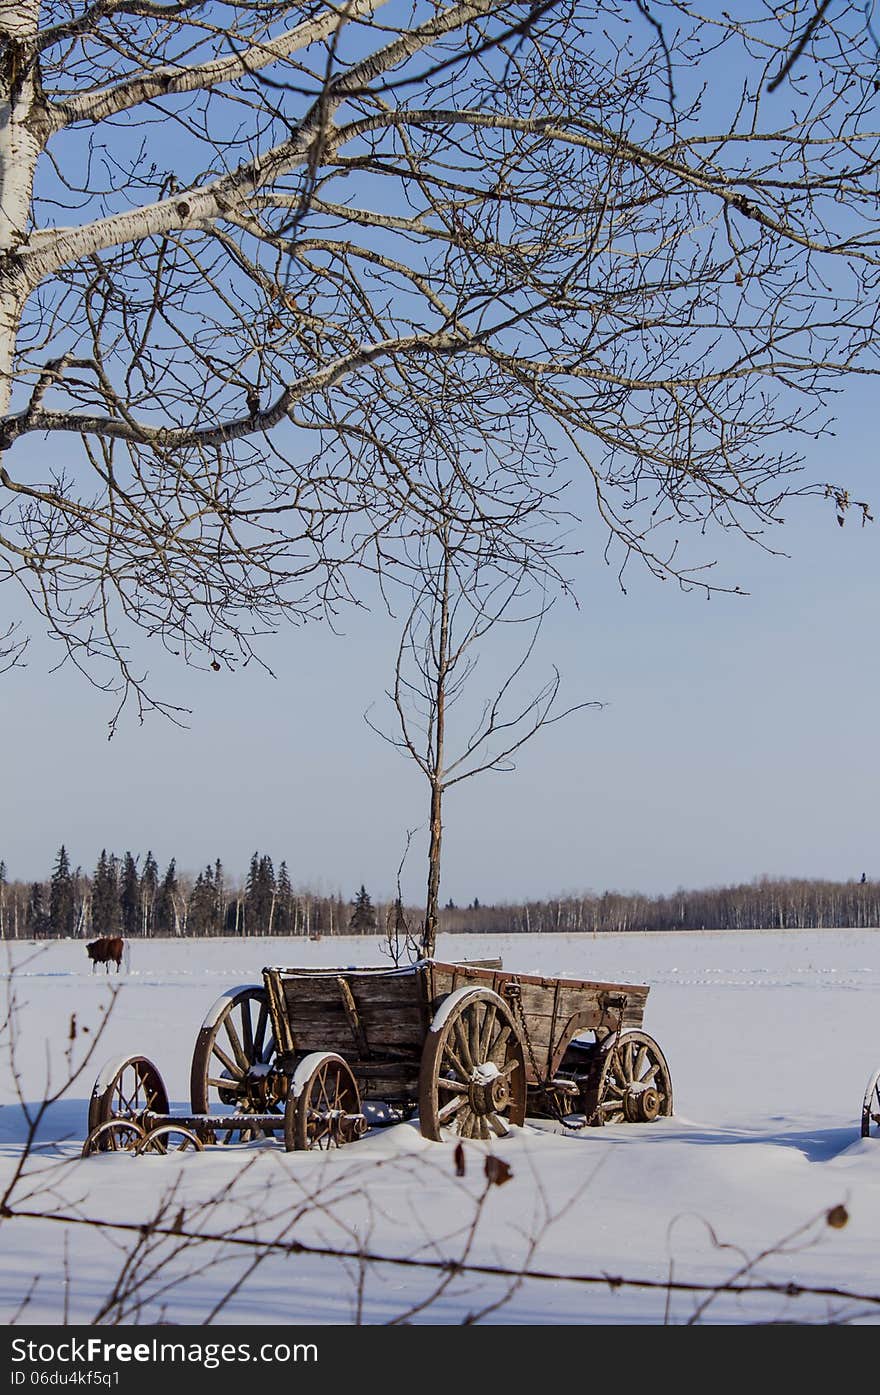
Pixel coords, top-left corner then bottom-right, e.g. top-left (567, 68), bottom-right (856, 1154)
top-left (282, 1003), bottom-right (425, 1037)
top-left (288, 1015), bottom-right (426, 1049)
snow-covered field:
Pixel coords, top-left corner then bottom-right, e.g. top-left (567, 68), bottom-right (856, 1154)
top-left (1, 930), bottom-right (879, 1325)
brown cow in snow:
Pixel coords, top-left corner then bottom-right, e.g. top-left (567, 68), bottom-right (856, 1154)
top-left (86, 936), bottom-right (124, 973)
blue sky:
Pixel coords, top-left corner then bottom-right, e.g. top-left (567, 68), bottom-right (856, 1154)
top-left (4, 367), bottom-right (877, 904)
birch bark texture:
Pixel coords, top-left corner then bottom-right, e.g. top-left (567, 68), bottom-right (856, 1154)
top-left (0, 2), bottom-right (878, 718)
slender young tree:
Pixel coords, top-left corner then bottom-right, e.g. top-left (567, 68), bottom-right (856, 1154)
top-left (1, 4), bottom-right (879, 719)
top-left (349, 885), bottom-right (377, 934)
top-left (371, 506), bottom-right (596, 955)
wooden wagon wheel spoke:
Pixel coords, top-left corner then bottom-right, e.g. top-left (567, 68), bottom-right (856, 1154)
top-left (486, 1111), bottom-right (509, 1139)
top-left (210, 1043), bottom-right (242, 1079)
top-left (254, 1002), bottom-right (270, 1061)
top-left (437, 1095), bottom-right (468, 1124)
top-left (454, 1020), bottom-right (475, 1074)
top-left (240, 1002), bottom-right (254, 1061)
top-left (419, 989), bottom-right (527, 1143)
top-left (223, 1016), bottom-right (250, 1074)
top-left (598, 1100), bottom-right (626, 1122)
top-left (443, 1045), bottom-right (470, 1081)
top-left (437, 1077), bottom-right (469, 1095)
top-left (468, 1004), bottom-right (483, 1065)
top-left (477, 1004), bottom-right (497, 1062)
top-left (487, 1021), bottom-right (512, 1066)
top-left (456, 1107), bottom-right (475, 1139)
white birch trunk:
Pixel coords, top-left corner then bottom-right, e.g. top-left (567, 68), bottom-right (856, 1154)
top-left (0, 2), bottom-right (45, 416)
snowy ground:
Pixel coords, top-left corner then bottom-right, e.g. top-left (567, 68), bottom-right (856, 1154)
top-left (1, 930), bottom-right (879, 1325)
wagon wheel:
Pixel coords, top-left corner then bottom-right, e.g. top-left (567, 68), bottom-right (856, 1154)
top-left (88, 1055), bottom-right (169, 1136)
top-left (190, 986), bottom-right (282, 1143)
top-left (284, 1052), bottom-right (365, 1151)
top-left (861, 1065), bottom-right (880, 1139)
top-left (582, 1029), bottom-right (673, 1126)
top-left (81, 1119), bottom-right (146, 1157)
top-left (136, 1124), bottom-right (205, 1155)
top-left (418, 987), bottom-right (526, 1142)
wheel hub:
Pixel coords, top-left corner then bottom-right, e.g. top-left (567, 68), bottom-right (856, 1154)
top-left (468, 1062), bottom-right (511, 1116)
top-left (243, 1065), bottom-right (284, 1110)
top-left (623, 1084), bottom-right (661, 1122)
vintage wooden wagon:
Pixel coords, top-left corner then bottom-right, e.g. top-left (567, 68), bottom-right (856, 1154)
top-left (84, 957), bottom-right (673, 1154)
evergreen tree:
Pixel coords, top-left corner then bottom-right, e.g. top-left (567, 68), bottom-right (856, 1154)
top-left (140, 851), bottom-right (159, 936)
top-left (155, 860), bottom-right (180, 936)
top-left (120, 852), bottom-right (140, 938)
top-left (349, 885), bottom-right (376, 934)
top-left (275, 861), bottom-right (292, 936)
top-left (28, 882), bottom-right (48, 937)
top-left (49, 845), bottom-right (75, 937)
top-left (213, 859), bottom-right (225, 935)
top-left (245, 852), bottom-right (276, 934)
top-left (187, 866), bottom-right (217, 936)
top-left (91, 850), bottom-right (120, 935)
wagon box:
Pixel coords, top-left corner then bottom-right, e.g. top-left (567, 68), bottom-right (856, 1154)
top-left (84, 957), bottom-right (673, 1155)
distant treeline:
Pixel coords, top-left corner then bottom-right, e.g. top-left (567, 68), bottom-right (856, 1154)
top-left (1, 850), bottom-right (879, 938)
top-left (0, 848), bottom-right (381, 940)
top-left (439, 876), bottom-right (880, 933)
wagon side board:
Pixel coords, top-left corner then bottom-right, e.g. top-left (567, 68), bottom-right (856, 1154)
top-left (262, 964), bottom-right (432, 1100)
top-left (425, 961), bottom-right (649, 1085)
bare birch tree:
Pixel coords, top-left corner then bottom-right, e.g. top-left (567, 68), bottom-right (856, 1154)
top-left (2, 1), bottom-right (879, 722)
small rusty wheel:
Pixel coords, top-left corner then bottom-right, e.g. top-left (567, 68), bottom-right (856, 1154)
top-left (418, 987), bottom-right (526, 1142)
top-left (582, 1029), bottom-right (673, 1126)
top-left (88, 1055), bottom-right (169, 1136)
top-left (81, 1119), bottom-right (146, 1157)
top-left (861, 1065), bottom-right (880, 1139)
top-left (190, 985), bottom-right (282, 1143)
top-left (284, 1052), bottom-right (365, 1152)
top-left (136, 1124), bottom-right (205, 1155)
